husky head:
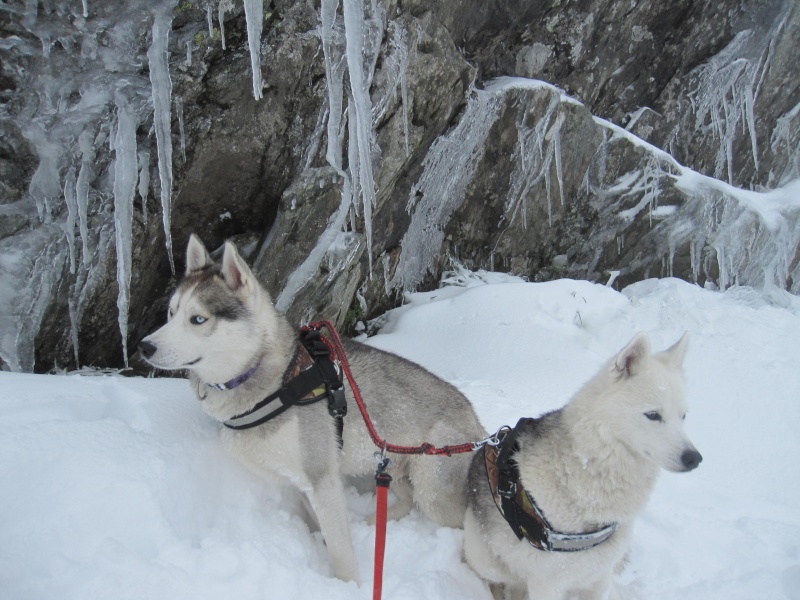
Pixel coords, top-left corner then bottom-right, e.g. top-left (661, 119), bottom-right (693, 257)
top-left (586, 332), bottom-right (702, 473)
top-left (138, 235), bottom-right (282, 385)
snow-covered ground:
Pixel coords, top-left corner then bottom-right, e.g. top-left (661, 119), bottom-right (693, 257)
top-left (1, 273), bottom-right (799, 599)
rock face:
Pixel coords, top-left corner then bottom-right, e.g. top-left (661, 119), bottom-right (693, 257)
top-left (0, 0), bottom-right (798, 372)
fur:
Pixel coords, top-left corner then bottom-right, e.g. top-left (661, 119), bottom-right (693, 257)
top-left (139, 235), bottom-right (486, 582)
top-left (463, 333), bottom-right (702, 600)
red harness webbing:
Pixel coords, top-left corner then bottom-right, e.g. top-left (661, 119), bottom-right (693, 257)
top-left (373, 461), bottom-right (392, 600)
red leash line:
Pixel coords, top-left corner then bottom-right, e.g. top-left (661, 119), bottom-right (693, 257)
top-left (306, 320), bottom-right (478, 456)
top-left (373, 462), bottom-right (392, 600)
top-left (303, 321), bottom-right (480, 600)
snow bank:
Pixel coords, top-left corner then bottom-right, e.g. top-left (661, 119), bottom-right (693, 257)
top-left (1, 276), bottom-right (798, 599)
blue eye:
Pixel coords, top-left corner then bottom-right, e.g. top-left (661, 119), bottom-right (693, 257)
top-left (644, 411), bottom-right (662, 422)
top-left (190, 315), bottom-right (208, 325)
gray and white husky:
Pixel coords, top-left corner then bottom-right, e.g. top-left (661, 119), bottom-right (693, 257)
top-left (139, 235), bottom-right (486, 582)
top-left (463, 333), bottom-right (702, 600)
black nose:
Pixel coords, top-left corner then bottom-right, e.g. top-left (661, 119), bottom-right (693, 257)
top-left (139, 340), bottom-right (157, 359)
top-left (681, 449), bottom-right (703, 471)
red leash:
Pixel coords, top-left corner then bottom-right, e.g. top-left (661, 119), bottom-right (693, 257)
top-left (304, 320), bottom-right (480, 457)
top-left (373, 454), bottom-right (392, 600)
top-left (302, 321), bottom-right (486, 600)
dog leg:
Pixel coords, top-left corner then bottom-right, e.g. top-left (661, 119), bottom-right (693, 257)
top-left (306, 474), bottom-right (360, 583)
top-left (410, 453), bottom-right (470, 528)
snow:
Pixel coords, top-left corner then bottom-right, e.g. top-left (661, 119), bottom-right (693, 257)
top-left (2, 272), bottom-right (799, 599)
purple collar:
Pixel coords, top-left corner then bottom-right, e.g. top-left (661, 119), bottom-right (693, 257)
top-left (207, 361), bottom-right (260, 391)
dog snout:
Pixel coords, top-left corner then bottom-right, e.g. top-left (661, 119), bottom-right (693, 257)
top-left (681, 449), bottom-right (703, 471)
top-left (139, 339), bottom-right (157, 360)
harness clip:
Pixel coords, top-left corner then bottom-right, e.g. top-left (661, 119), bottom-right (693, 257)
top-left (474, 426), bottom-right (508, 450)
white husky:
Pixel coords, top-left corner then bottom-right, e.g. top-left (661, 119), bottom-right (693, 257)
top-left (139, 235), bottom-right (486, 583)
top-left (463, 333), bottom-right (702, 600)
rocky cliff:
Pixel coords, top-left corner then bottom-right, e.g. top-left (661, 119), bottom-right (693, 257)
top-left (0, 0), bottom-right (798, 372)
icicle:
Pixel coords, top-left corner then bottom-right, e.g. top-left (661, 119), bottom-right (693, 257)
top-left (175, 96), bottom-right (186, 163)
top-left (551, 113), bottom-right (566, 207)
top-left (137, 147), bottom-right (151, 227)
top-left (275, 0), bottom-right (350, 311)
top-left (81, 0), bottom-right (88, 18)
top-left (687, 4), bottom-right (791, 185)
top-left (147, 7), bottom-right (175, 274)
top-left (343, 0), bottom-right (377, 268)
top-left (320, 0), bottom-right (345, 170)
top-left (63, 167), bottom-right (78, 274)
top-left (185, 40), bottom-right (192, 67)
top-left (206, 1), bottom-right (213, 37)
top-left (112, 94), bottom-right (138, 367)
top-left (243, 0), bottom-right (263, 100)
top-left (218, 0), bottom-right (232, 49)
top-left (76, 128), bottom-right (93, 266)
top-left (24, 0), bottom-right (37, 29)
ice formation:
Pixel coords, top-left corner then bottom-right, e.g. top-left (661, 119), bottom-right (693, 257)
top-left (112, 95), bottom-right (139, 367)
top-left (392, 76), bottom-right (800, 296)
top-left (0, 1), bottom-right (182, 371)
top-left (243, 0), bottom-right (264, 100)
top-left (770, 102), bottom-right (800, 186)
top-left (276, 0), bottom-right (385, 311)
top-left (686, 3), bottom-right (792, 185)
top-left (147, 7), bottom-right (176, 275)
top-left (390, 86), bottom-right (505, 292)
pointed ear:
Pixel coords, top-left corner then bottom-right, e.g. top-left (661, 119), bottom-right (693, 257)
top-left (663, 331), bottom-right (690, 368)
top-left (613, 333), bottom-right (651, 378)
top-left (220, 241), bottom-right (255, 295)
top-left (186, 234), bottom-right (212, 275)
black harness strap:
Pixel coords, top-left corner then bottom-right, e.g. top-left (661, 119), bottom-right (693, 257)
top-left (298, 329), bottom-right (347, 447)
top-left (485, 417), bottom-right (618, 552)
top-left (223, 330), bottom-right (347, 449)
top-left (493, 418), bottom-right (552, 549)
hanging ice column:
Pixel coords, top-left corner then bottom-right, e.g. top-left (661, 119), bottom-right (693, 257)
top-left (342, 0), bottom-right (377, 267)
top-left (243, 0), bottom-right (263, 100)
top-left (147, 8), bottom-right (175, 274)
top-left (112, 95), bottom-right (138, 367)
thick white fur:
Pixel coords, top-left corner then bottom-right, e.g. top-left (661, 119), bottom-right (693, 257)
top-left (463, 333), bottom-right (700, 600)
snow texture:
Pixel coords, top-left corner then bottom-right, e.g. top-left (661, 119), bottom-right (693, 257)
top-left (1, 274), bottom-right (798, 599)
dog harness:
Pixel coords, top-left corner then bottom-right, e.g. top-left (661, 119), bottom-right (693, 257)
top-left (220, 328), bottom-right (348, 447)
top-left (484, 418), bottom-right (618, 552)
